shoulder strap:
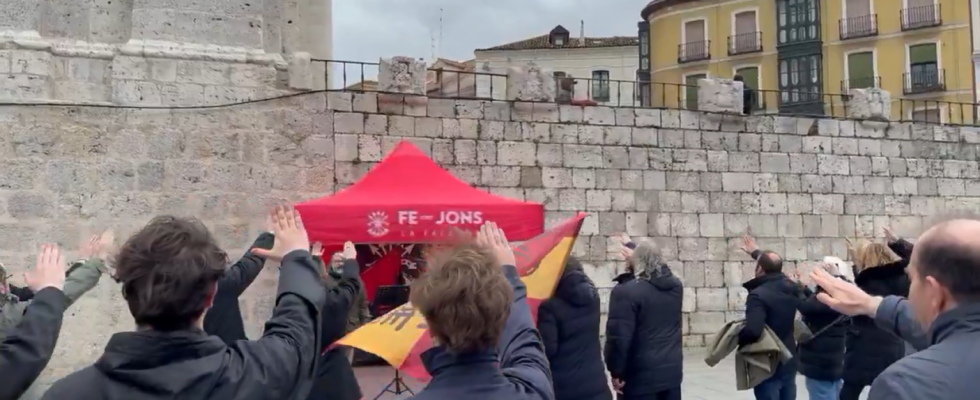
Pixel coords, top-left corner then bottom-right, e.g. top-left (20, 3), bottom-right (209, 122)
top-left (800, 315), bottom-right (847, 344)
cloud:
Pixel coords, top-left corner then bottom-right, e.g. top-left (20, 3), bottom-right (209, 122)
top-left (332, 0), bottom-right (648, 80)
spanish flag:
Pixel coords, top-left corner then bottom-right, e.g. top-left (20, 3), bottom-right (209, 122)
top-left (336, 213), bottom-right (586, 381)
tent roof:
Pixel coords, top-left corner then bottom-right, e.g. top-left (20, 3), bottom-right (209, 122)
top-left (303, 141), bottom-right (529, 207)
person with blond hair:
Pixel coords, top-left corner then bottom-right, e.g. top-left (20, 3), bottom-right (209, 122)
top-left (838, 236), bottom-right (910, 400)
top-left (406, 222), bottom-right (551, 400)
top-left (605, 240), bottom-right (682, 400)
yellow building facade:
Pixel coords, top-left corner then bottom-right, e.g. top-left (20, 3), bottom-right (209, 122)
top-left (640, 0), bottom-right (974, 123)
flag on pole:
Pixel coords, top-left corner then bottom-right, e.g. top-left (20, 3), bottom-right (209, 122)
top-left (337, 213), bottom-right (586, 381)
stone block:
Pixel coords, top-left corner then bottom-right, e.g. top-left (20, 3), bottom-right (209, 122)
top-left (506, 62), bottom-right (556, 102)
top-left (697, 78), bottom-right (743, 114)
top-left (378, 56), bottom-right (426, 95)
top-left (848, 88), bottom-right (891, 121)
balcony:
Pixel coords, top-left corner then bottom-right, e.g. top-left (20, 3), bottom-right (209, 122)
top-left (678, 40), bottom-right (710, 63)
top-left (903, 69), bottom-right (945, 95)
top-left (728, 32), bottom-right (763, 56)
top-left (901, 4), bottom-right (942, 31)
top-left (840, 76), bottom-right (881, 93)
top-left (839, 14), bottom-right (878, 40)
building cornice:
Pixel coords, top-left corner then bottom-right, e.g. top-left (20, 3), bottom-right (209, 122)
top-left (641, 0), bottom-right (703, 21)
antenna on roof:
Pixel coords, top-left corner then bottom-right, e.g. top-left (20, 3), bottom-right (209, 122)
top-left (438, 8), bottom-right (444, 58)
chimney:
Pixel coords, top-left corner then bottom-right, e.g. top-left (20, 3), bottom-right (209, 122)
top-left (579, 20), bottom-right (586, 45)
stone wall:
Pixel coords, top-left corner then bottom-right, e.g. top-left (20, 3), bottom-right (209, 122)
top-left (4, 83), bottom-right (980, 396)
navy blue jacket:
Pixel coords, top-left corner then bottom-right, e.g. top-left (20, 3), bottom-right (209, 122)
top-left (738, 272), bottom-right (803, 372)
top-left (604, 266), bottom-right (683, 398)
top-left (797, 283), bottom-right (847, 381)
top-left (407, 265), bottom-right (554, 400)
top-left (538, 269), bottom-right (612, 400)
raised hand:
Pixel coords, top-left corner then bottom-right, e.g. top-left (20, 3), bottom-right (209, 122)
top-left (810, 268), bottom-right (881, 317)
top-left (476, 221), bottom-right (516, 266)
top-left (26, 244), bottom-right (66, 292)
top-left (342, 241), bottom-right (357, 260)
top-left (616, 233), bottom-right (632, 246)
top-left (621, 246), bottom-right (634, 260)
top-left (97, 230), bottom-right (115, 260)
top-left (251, 206), bottom-right (309, 262)
top-left (883, 226), bottom-right (898, 242)
top-left (79, 235), bottom-right (100, 260)
top-left (311, 242), bottom-right (324, 257)
top-left (740, 234), bottom-right (758, 254)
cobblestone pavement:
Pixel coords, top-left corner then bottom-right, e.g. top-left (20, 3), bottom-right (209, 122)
top-left (353, 349), bottom-right (869, 400)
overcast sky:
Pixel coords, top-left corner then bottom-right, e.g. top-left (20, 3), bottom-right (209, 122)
top-left (332, 0), bottom-right (649, 84)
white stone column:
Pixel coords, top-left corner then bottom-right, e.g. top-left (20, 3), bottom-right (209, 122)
top-left (848, 88), bottom-right (891, 121)
top-left (301, 0), bottom-right (332, 89)
top-left (697, 78), bottom-right (743, 114)
top-left (506, 62), bottom-right (556, 102)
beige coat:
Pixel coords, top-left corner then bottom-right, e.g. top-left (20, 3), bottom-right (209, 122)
top-left (704, 319), bottom-right (793, 391)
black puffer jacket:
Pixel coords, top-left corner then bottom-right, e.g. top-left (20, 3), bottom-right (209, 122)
top-left (538, 268), bottom-right (611, 400)
top-left (604, 266), bottom-right (683, 398)
top-left (843, 259), bottom-right (910, 385)
top-left (798, 282), bottom-right (847, 381)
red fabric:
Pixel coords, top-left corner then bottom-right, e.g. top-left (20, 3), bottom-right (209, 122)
top-left (359, 250), bottom-right (401, 302)
top-left (295, 141), bottom-right (544, 245)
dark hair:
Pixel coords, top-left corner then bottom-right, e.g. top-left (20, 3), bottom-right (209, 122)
top-left (733, 75), bottom-right (744, 82)
top-left (915, 236), bottom-right (980, 303)
top-left (757, 251), bottom-right (783, 274)
top-left (563, 256), bottom-right (583, 275)
top-left (114, 216), bottom-right (228, 331)
top-left (410, 242), bottom-right (512, 354)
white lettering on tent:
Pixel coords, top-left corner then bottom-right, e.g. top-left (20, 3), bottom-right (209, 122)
top-left (435, 211), bottom-right (484, 225)
top-left (398, 211), bottom-right (419, 225)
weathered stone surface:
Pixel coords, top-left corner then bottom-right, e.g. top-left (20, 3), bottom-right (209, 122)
top-left (848, 88), bottom-right (892, 121)
top-left (697, 78), bottom-right (743, 114)
top-left (378, 56), bottom-right (426, 95)
top-left (506, 62), bottom-right (556, 102)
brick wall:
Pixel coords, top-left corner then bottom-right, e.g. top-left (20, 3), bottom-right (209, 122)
top-left (3, 89), bottom-right (977, 396)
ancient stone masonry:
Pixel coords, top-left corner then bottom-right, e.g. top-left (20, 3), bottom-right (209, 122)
top-left (2, 45), bottom-right (979, 396)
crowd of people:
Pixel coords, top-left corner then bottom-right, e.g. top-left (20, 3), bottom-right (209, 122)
top-left (0, 205), bottom-right (978, 400)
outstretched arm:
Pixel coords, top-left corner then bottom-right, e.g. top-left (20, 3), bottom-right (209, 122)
top-left (874, 296), bottom-right (929, 351)
top-left (498, 264), bottom-right (554, 400)
top-left (61, 259), bottom-right (105, 306)
top-left (220, 232), bottom-right (276, 296)
top-left (0, 288), bottom-right (69, 400)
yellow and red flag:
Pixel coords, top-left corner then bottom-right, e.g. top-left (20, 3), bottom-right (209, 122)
top-left (336, 213), bottom-right (586, 381)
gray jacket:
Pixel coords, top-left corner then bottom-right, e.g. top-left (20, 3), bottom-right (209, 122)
top-left (0, 259), bottom-right (106, 341)
top-left (868, 295), bottom-right (980, 400)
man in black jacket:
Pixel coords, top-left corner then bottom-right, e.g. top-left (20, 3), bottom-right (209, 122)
top-left (42, 206), bottom-right (327, 400)
top-left (739, 235), bottom-right (803, 400)
top-left (0, 244), bottom-right (70, 400)
top-left (203, 231), bottom-right (275, 345)
top-left (605, 241), bottom-right (683, 400)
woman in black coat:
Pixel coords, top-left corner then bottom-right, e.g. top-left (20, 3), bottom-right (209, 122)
top-left (839, 240), bottom-right (910, 400)
top-left (538, 257), bottom-right (612, 400)
top-left (796, 266), bottom-right (848, 400)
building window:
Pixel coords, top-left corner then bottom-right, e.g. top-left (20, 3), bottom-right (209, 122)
top-left (684, 73), bottom-right (707, 110)
top-left (730, 10), bottom-right (762, 55)
top-left (554, 36), bottom-right (565, 46)
top-left (905, 43), bottom-right (943, 93)
top-left (680, 19), bottom-right (710, 62)
top-left (554, 71), bottom-right (573, 103)
top-left (845, 51), bottom-right (877, 91)
top-left (592, 70), bottom-right (610, 102)
top-left (840, 0), bottom-right (877, 39)
top-left (777, 0), bottom-right (821, 45)
top-left (735, 66), bottom-right (761, 109)
top-left (549, 25), bottom-right (570, 46)
top-left (778, 54), bottom-right (822, 105)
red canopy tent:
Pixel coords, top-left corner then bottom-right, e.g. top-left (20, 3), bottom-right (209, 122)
top-left (295, 140), bottom-right (544, 245)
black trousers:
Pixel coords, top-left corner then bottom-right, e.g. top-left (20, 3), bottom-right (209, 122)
top-left (618, 387), bottom-right (680, 400)
top-left (839, 380), bottom-right (866, 400)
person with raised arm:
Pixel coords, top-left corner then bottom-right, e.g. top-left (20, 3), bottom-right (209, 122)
top-left (810, 218), bottom-right (980, 400)
top-left (203, 224), bottom-right (275, 346)
top-left (0, 244), bottom-right (69, 400)
top-left (42, 206), bottom-right (327, 400)
top-left (406, 221), bottom-right (553, 400)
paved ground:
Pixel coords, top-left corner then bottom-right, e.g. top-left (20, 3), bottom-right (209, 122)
top-left (354, 348), bottom-right (870, 400)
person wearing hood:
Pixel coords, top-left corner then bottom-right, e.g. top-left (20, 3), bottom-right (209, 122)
top-left (838, 239), bottom-right (910, 400)
top-left (537, 256), bottom-right (612, 400)
top-left (307, 242), bottom-right (364, 400)
top-left (604, 241), bottom-right (683, 400)
top-left (41, 207), bottom-right (327, 400)
top-left (738, 235), bottom-right (804, 400)
top-left (202, 230), bottom-right (275, 345)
